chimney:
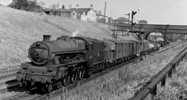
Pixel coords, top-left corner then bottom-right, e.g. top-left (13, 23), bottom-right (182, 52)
top-left (43, 35), bottom-right (51, 41)
top-left (62, 5), bottom-right (65, 9)
top-left (90, 4), bottom-right (93, 8)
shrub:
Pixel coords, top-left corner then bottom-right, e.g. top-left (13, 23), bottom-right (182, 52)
top-left (9, 0), bottom-right (43, 12)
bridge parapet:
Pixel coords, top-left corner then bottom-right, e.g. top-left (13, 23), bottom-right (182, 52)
top-left (111, 23), bottom-right (187, 34)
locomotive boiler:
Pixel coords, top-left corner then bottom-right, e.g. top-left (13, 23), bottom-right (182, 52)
top-left (29, 35), bottom-right (86, 65)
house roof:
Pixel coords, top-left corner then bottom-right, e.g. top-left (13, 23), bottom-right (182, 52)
top-left (43, 8), bottom-right (95, 15)
top-left (114, 17), bottom-right (130, 23)
top-left (60, 9), bottom-right (72, 13)
top-left (43, 8), bottom-right (72, 13)
top-left (70, 8), bottom-right (92, 15)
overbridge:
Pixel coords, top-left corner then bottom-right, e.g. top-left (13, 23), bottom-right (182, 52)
top-left (111, 23), bottom-right (187, 41)
top-left (112, 23), bottom-right (187, 34)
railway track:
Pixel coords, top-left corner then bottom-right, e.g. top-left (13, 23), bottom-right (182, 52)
top-left (0, 66), bottom-right (20, 77)
top-left (0, 72), bottom-right (16, 81)
top-left (0, 66), bottom-right (19, 74)
top-left (2, 92), bottom-right (39, 100)
top-left (0, 66), bottom-right (19, 94)
top-left (129, 43), bottom-right (187, 100)
top-left (0, 79), bottom-right (19, 93)
top-left (0, 66), bottom-right (19, 82)
top-left (156, 41), bottom-right (183, 53)
top-left (1, 41), bottom-right (186, 100)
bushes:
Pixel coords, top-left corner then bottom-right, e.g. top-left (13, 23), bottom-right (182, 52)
top-left (8, 0), bottom-right (43, 12)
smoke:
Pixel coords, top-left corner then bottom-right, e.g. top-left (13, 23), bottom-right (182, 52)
top-left (72, 30), bottom-right (80, 37)
top-left (148, 43), bottom-right (155, 48)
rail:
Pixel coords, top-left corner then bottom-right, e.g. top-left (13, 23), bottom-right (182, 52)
top-left (129, 46), bottom-right (187, 100)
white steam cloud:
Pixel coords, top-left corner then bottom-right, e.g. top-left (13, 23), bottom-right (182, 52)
top-left (72, 30), bottom-right (80, 37)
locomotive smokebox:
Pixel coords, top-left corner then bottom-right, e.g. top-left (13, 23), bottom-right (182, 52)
top-left (43, 35), bottom-right (51, 41)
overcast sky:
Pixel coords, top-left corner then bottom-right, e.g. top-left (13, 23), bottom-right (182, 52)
top-left (1, 0), bottom-right (187, 25)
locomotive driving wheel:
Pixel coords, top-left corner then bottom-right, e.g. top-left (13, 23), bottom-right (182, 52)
top-left (22, 81), bottom-right (31, 90)
top-left (74, 72), bottom-right (79, 81)
top-left (71, 73), bottom-right (75, 82)
top-left (56, 81), bottom-right (63, 89)
top-left (41, 85), bottom-right (46, 93)
top-left (63, 75), bottom-right (71, 86)
top-left (78, 70), bottom-right (85, 80)
top-left (62, 78), bottom-right (67, 86)
top-left (19, 80), bottom-right (26, 87)
top-left (46, 83), bottom-right (53, 93)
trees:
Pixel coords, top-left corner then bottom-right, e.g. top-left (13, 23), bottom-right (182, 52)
top-left (9, 0), bottom-right (28, 9)
top-left (138, 20), bottom-right (148, 24)
top-left (9, 0), bottom-right (43, 12)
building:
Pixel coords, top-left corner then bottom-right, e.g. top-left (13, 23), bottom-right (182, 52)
top-left (113, 17), bottom-right (130, 24)
top-left (43, 8), bottom-right (72, 17)
top-left (43, 7), bottom-right (97, 22)
top-left (96, 14), bottom-right (114, 24)
top-left (70, 8), bottom-right (97, 22)
top-left (138, 20), bottom-right (148, 24)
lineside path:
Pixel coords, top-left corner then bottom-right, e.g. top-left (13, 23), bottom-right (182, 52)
top-left (30, 41), bottom-right (187, 100)
top-left (129, 43), bottom-right (187, 100)
top-left (154, 55), bottom-right (187, 100)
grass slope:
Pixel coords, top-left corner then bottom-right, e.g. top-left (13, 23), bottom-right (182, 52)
top-left (0, 6), bottom-right (112, 67)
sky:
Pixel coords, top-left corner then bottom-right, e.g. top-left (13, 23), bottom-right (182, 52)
top-left (1, 0), bottom-right (187, 25)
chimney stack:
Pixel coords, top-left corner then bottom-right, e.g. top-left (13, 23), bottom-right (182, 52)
top-left (43, 35), bottom-right (51, 41)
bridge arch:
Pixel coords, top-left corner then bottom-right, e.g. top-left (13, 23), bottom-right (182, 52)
top-left (113, 23), bottom-right (187, 41)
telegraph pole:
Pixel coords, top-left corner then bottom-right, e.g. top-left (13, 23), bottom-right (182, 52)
top-left (131, 10), bottom-right (137, 25)
top-left (104, 0), bottom-right (107, 23)
top-left (130, 10), bottom-right (137, 31)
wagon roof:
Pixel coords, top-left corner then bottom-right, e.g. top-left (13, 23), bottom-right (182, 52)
top-left (103, 38), bottom-right (139, 44)
top-left (73, 36), bottom-right (104, 44)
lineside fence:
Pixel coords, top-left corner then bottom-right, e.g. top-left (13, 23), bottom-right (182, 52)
top-left (129, 46), bottom-right (187, 100)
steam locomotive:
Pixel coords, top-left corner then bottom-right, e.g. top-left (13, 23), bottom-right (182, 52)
top-left (148, 32), bottom-right (168, 47)
top-left (16, 35), bottom-right (158, 92)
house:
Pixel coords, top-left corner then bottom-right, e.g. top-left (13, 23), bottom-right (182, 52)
top-left (113, 17), bottom-right (130, 24)
top-left (43, 8), bottom-right (72, 17)
top-left (138, 20), bottom-right (148, 24)
top-left (59, 9), bottom-right (72, 17)
top-left (43, 7), bottom-right (98, 22)
top-left (96, 13), bottom-right (114, 24)
top-left (70, 8), bottom-right (97, 22)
